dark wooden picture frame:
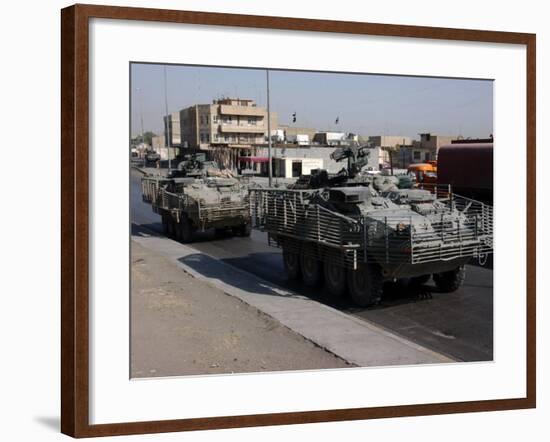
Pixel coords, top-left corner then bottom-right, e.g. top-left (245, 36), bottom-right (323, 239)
top-left (61, 3), bottom-right (536, 437)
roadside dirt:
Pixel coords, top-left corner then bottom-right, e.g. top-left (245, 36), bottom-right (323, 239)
top-left (131, 241), bottom-right (351, 378)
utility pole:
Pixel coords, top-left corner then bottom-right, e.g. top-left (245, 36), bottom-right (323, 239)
top-left (136, 87), bottom-right (145, 143)
top-left (163, 65), bottom-right (171, 171)
top-left (135, 86), bottom-right (146, 167)
top-left (266, 69), bottom-right (272, 187)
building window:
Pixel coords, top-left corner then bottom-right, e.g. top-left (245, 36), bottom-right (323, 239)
top-left (248, 117), bottom-right (256, 125)
top-left (212, 115), bottom-right (218, 123)
top-left (413, 151), bottom-right (421, 160)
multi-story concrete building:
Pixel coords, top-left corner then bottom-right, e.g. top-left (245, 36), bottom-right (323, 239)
top-left (151, 134), bottom-right (165, 152)
top-left (368, 134), bottom-right (458, 168)
top-left (163, 112), bottom-right (181, 147)
top-left (397, 144), bottom-right (432, 168)
top-left (415, 133), bottom-right (455, 160)
top-left (165, 98), bottom-right (279, 149)
top-left (165, 98), bottom-right (278, 169)
top-left (368, 135), bottom-right (413, 166)
top-left (151, 134), bottom-right (177, 161)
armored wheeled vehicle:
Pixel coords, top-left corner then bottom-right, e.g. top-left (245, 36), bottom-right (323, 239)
top-left (250, 145), bottom-right (493, 306)
top-left (144, 150), bottom-right (161, 165)
top-left (142, 172), bottom-right (251, 242)
top-left (172, 153), bottom-right (235, 179)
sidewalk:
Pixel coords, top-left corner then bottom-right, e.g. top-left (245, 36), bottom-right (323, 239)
top-left (132, 229), bottom-right (453, 374)
top-left (131, 241), bottom-right (351, 378)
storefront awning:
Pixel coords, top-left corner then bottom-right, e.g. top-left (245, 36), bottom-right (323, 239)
top-left (238, 156), bottom-right (270, 163)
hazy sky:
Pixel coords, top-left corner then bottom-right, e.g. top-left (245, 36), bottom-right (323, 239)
top-left (130, 63), bottom-right (493, 140)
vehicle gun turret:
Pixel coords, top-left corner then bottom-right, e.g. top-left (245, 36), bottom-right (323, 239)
top-left (330, 144), bottom-right (371, 178)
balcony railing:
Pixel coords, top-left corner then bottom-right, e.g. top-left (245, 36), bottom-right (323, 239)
top-left (219, 123), bottom-right (266, 134)
top-left (219, 104), bottom-right (265, 116)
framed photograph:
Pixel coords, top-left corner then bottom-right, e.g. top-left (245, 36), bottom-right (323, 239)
top-left (61, 4), bottom-right (536, 437)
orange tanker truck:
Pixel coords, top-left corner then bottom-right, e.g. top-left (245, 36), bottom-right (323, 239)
top-left (407, 161), bottom-right (438, 185)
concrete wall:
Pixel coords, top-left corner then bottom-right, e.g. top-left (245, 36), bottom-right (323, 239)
top-left (418, 133), bottom-right (455, 158)
top-left (179, 106), bottom-right (199, 149)
top-left (396, 146), bottom-right (433, 168)
top-left (279, 125), bottom-right (317, 141)
top-left (369, 135), bottom-right (412, 148)
top-left (151, 134), bottom-right (166, 152)
top-left (313, 132), bottom-right (347, 145)
top-left (273, 157), bottom-right (324, 178)
top-left (158, 147), bottom-right (178, 161)
top-left (257, 145), bottom-right (379, 174)
top-left (163, 112), bottom-right (181, 147)
top-left (368, 135), bottom-right (413, 166)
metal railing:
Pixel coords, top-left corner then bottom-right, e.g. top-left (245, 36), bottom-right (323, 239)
top-left (142, 176), bottom-right (249, 224)
top-left (141, 177), bottom-right (163, 204)
top-left (250, 187), bottom-right (493, 268)
top-left (252, 189), bottom-right (362, 247)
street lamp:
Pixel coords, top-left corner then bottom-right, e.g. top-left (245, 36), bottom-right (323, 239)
top-left (163, 65), bottom-right (172, 171)
top-left (266, 69), bottom-right (272, 187)
top-left (135, 87), bottom-right (146, 167)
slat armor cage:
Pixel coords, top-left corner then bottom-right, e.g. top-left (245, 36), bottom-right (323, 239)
top-left (249, 187), bottom-right (493, 270)
top-left (141, 175), bottom-right (250, 230)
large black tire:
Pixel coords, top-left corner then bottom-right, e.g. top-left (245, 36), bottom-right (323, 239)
top-left (410, 274), bottom-right (431, 286)
top-left (166, 216), bottom-right (176, 238)
top-left (282, 248), bottom-right (301, 280)
top-left (177, 216), bottom-right (193, 243)
top-left (433, 265), bottom-right (466, 292)
top-left (161, 214), bottom-right (169, 235)
top-left (300, 244), bottom-right (323, 287)
top-left (323, 261), bottom-right (347, 298)
top-left (232, 223), bottom-right (251, 237)
top-left (347, 263), bottom-right (384, 307)
top-left (214, 228), bottom-right (228, 237)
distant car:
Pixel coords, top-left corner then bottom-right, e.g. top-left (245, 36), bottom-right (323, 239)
top-left (145, 151), bottom-right (161, 164)
top-left (408, 162), bottom-right (437, 185)
top-left (130, 150), bottom-right (142, 164)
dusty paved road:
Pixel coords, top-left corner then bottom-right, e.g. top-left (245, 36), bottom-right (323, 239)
top-left (131, 241), bottom-right (351, 377)
top-left (131, 169), bottom-right (493, 362)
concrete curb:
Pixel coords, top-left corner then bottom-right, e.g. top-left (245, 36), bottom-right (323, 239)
top-left (132, 232), bottom-right (454, 367)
